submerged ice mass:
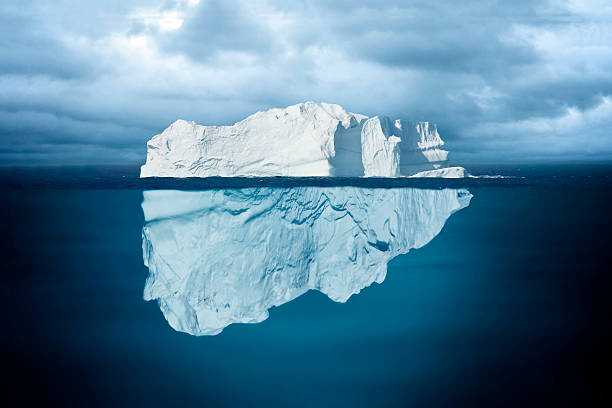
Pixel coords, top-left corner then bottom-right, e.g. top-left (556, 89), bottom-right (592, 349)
top-left (141, 186), bottom-right (472, 335)
top-left (140, 102), bottom-right (466, 178)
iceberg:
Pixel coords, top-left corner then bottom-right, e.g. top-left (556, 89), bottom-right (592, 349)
top-left (140, 102), bottom-right (466, 178)
top-left (141, 186), bottom-right (472, 335)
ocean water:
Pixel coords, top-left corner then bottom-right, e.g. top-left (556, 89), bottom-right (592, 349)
top-left (1, 165), bottom-right (611, 407)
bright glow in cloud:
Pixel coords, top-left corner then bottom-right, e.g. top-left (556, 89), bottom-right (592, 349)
top-left (133, 10), bottom-right (184, 32)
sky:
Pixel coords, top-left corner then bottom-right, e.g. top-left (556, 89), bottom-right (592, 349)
top-left (1, 0), bottom-right (611, 165)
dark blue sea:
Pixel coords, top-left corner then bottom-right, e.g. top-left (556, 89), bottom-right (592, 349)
top-left (1, 165), bottom-right (611, 407)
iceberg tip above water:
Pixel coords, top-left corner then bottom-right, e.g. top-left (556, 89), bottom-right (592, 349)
top-left (140, 102), bottom-right (467, 178)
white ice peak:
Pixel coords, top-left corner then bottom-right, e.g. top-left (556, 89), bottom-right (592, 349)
top-left (140, 102), bottom-right (465, 178)
top-left (141, 187), bottom-right (472, 335)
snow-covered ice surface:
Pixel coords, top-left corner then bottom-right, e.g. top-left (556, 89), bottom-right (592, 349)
top-left (140, 102), bottom-right (466, 178)
top-left (141, 186), bottom-right (472, 335)
top-left (410, 166), bottom-right (470, 178)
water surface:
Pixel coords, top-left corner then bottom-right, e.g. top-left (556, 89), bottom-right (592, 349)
top-left (1, 166), bottom-right (611, 406)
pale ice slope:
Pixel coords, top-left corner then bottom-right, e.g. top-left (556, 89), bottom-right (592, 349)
top-left (140, 102), bottom-right (368, 177)
top-left (140, 102), bottom-right (466, 178)
top-left (411, 166), bottom-right (469, 178)
top-left (141, 187), bottom-right (472, 335)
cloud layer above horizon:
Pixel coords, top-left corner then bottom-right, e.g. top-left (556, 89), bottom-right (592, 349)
top-left (1, 0), bottom-right (611, 164)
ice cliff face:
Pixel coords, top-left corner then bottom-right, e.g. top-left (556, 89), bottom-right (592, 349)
top-left (360, 117), bottom-right (449, 177)
top-left (140, 102), bottom-right (465, 178)
top-left (141, 187), bottom-right (472, 335)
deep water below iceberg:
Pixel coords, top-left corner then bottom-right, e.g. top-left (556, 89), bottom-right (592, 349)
top-left (1, 169), bottom-right (612, 407)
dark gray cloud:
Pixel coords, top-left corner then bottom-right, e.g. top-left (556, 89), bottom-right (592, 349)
top-left (0, 8), bottom-right (97, 79)
top-left (157, 0), bottom-right (274, 61)
top-left (0, 0), bottom-right (611, 164)
top-left (281, 0), bottom-right (541, 73)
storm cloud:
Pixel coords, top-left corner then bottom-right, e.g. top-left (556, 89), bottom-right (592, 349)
top-left (1, 0), bottom-right (611, 164)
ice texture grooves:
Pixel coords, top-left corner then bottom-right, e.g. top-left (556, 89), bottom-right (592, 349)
top-left (140, 102), bottom-right (465, 178)
top-left (141, 187), bottom-right (472, 335)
